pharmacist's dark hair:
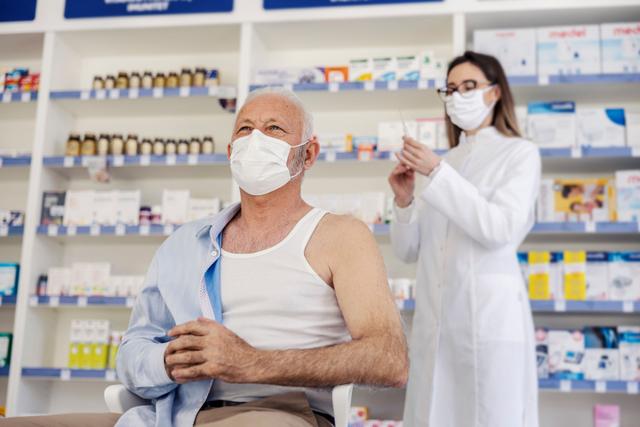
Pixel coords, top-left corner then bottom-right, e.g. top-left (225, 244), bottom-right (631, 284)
top-left (445, 51), bottom-right (521, 148)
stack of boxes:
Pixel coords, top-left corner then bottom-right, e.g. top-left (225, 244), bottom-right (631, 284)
top-left (1, 67), bottom-right (40, 93)
top-left (68, 320), bottom-right (123, 370)
top-left (42, 263), bottom-right (144, 298)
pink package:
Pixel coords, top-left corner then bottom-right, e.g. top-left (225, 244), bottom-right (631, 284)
top-left (594, 404), bottom-right (620, 427)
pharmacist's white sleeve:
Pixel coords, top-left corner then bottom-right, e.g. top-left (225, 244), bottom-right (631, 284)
top-left (390, 200), bottom-right (420, 263)
top-left (117, 255), bottom-right (177, 399)
top-left (420, 144), bottom-right (541, 250)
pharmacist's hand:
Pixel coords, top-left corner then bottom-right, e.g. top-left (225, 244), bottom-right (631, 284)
top-left (388, 160), bottom-right (415, 208)
top-left (164, 317), bottom-right (257, 384)
top-left (398, 136), bottom-right (441, 177)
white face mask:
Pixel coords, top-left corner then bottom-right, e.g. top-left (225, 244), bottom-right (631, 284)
top-left (230, 129), bottom-right (308, 196)
top-left (445, 86), bottom-right (496, 131)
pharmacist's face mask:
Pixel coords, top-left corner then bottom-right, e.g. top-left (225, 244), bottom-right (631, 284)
top-left (230, 129), bottom-right (308, 196)
top-left (445, 86), bottom-right (496, 131)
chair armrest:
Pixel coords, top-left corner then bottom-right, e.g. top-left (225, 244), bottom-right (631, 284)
top-left (332, 384), bottom-right (354, 427)
top-left (104, 384), bottom-right (150, 413)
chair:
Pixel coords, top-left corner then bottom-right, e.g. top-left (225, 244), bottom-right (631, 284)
top-left (105, 383), bottom-right (354, 427)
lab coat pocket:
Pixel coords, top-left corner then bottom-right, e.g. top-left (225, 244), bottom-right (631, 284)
top-left (475, 274), bottom-right (525, 344)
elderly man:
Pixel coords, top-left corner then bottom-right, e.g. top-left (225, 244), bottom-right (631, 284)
top-left (1, 88), bottom-right (407, 427)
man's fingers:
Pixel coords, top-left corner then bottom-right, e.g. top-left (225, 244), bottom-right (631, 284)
top-left (167, 335), bottom-right (203, 354)
top-left (168, 320), bottom-right (209, 337)
top-left (166, 350), bottom-right (206, 367)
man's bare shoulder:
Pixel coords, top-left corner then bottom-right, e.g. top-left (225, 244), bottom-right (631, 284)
top-left (315, 213), bottom-right (376, 247)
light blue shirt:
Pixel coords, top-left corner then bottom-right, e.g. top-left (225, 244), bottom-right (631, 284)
top-left (115, 203), bottom-right (240, 427)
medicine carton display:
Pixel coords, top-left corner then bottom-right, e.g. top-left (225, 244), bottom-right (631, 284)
top-left (419, 51), bottom-right (446, 80)
top-left (608, 252), bottom-right (640, 301)
top-left (583, 327), bottom-right (619, 380)
top-left (527, 101), bottom-right (576, 148)
top-left (416, 118), bottom-right (438, 150)
top-left (40, 191), bottom-right (66, 226)
top-left (349, 59), bottom-right (373, 82)
top-left (108, 331), bottom-right (122, 370)
top-left (0, 333), bottom-right (12, 368)
top-left (535, 328), bottom-right (549, 379)
top-left (626, 111), bottom-right (640, 147)
top-left (527, 251), bottom-right (562, 300)
top-left (576, 108), bottom-right (626, 147)
top-left (537, 25), bottom-right (601, 75)
top-left (586, 252), bottom-right (610, 300)
top-left (324, 66), bottom-right (348, 83)
top-left (396, 56), bottom-right (420, 81)
top-left (92, 190), bottom-right (118, 226)
top-left (548, 329), bottom-right (585, 380)
top-left (618, 326), bottom-right (640, 380)
top-left (372, 57), bottom-right (397, 81)
top-left (377, 121), bottom-right (418, 152)
top-left (594, 404), bottom-right (620, 427)
top-left (0, 263), bottom-right (19, 297)
top-left (546, 178), bottom-right (616, 223)
top-left (473, 28), bottom-right (537, 76)
top-left (91, 319), bottom-right (110, 369)
top-left (615, 170), bottom-right (640, 222)
top-left (116, 190), bottom-right (141, 226)
top-left (187, 198), bottom-right (221, 222)
top-left (600, 22), bottom-right (640, 74)
top-left (68, 319), bottom-right (84, 369)
top-left (63, 190), bottom-right (94, 226)
top-left (563, 251), bottom-right (587, 300)
top-left (162, 190), bottom-right (190, 225)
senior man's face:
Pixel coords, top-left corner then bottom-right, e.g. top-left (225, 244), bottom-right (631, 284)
top-left (231, 94), bottom-right (304, 148)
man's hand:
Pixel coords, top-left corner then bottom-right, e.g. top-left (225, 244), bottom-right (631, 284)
top-left (163, 317), bottom-right (258, 384)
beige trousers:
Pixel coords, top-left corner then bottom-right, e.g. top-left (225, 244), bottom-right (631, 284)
top-left (0, 392), bottom-right (332, 427)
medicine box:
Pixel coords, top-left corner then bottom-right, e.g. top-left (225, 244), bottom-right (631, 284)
top-left (537, 25), bottom-right (601, 75)
top-left (0, 263), bottom-right (19, 297)
top-left (474, 28), bottom-right (537, 77)
top-left (318, 133), bottom-right (353, 153)
top-left (586, 252), bottom-right (610, 300)
top-left (416, 118), bottom-right (439, 150)
top-left (535, 328), bottom-right (549, 379)
top-left (527, 101), bottom-right (576, 148)
top-left (92, 191), bottom-right (118, 226)
top-left (188, 198), bottom-right (221, 222)
top-left (563, 251), bottom-right (587, 300)
top-left (297, 67), bottom-right (325, 84)
top-left (0, 333), bottom-right (12, 368)
top-left (548, 329), bottom-right (585, 380)
top-left (253, 68), bottom-right (299, 85)
top-left (576, 108), bottom-right (626, 147)
top-left (68, 319), bottom-right (83, 369)
top-left (108, 331), bottom-right (122, 370)
top-left (594, 404), bottom-right (620, 427)
top-left (550, 178), bottom-right (616, 223)
top-left (116, 190), bottom-right (141, 226)
top-left (91, 319), bottom-right (110, 369)
top-left (419, 51), bottom-right (446, 80)
top-left (40, 191), bottom-right (66, 225)
top-left (324, 66), bottom-right (348, 83)
top-left (372, 57), bottom-right (397, 81)
top-left (615, 170), bottom-right (640, 222)
top-left (608, 252), bottom-right (640, 301)
top-left (626, 111), bottom-right (640, 147)
top-left (349, 59), bottom-right (373, 82)
top-left (583, 327), bottom-right (619, 380)
top-left (63, 190), bottom-right (94, 226)
top-left (396, 56), bottom-right (420, 81)
top-left (618, 326), bottom-right (640, 380)
top-left (377, 121), bottom-right (418, 152)
top-left (600, 22), bottom-right (640, 74)
top-left (527, 251), bottom-right (562, 300)
top-left (162, 190), bottom-right (190, 225)
top-left (47, 267), bottom-right (71, 296)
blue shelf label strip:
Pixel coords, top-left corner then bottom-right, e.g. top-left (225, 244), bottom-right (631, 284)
top-left (43, 154), bottom-right (229, 167)
top-left (65, 0), bottom-right (233, 19)
top-left (0, 0), bottom-right (37, 22)
top-left (264, 0), bottom-right (441, 9)
top-left (0, 156), bottom-right (31, 167)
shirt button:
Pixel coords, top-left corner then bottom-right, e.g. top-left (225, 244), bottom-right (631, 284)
top-left (211, 249), bottom-right (218, 257)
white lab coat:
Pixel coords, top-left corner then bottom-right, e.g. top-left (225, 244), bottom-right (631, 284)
top-left (393, 126), bottom-right (540, 427)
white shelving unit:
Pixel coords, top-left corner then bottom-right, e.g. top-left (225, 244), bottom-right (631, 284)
top-left (2, 0), bottom-right (640, 424)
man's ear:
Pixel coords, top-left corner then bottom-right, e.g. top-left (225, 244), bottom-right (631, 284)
top-left (305, 135), bottom-right (320, 168)
top-left (227, 143), bottom-right (231, 159)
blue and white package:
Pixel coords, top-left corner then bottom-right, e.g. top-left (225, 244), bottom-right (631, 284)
top-left (577, 108), bottom-right (626, 147)
top-left (601, 22), bottom-right (640, 74)
top-left (618, 326), bottom-right (640, 380)
top-left (608, 252), bottom-right (640, 301)
top-left (548, 329), bottom-right (585, 380)
top-left (583, 327), bottom-right (619, 380)
top-left (537, 25), bottom-right (601, 76)
top-left (0, 263), bottom-right (19, 297)
top-left (527, 101), bottom-right (576, 148)
top-left (474, 28), bottom-right (537, 77)
top-left (535, 328), bottom-right (549, 379)
top-left (615, 170), bottom-right (640, 223)
top-left (586, 252), bottom-right (610, 300)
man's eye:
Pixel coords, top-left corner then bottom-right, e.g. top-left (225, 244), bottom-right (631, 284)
top-left (237, 126), bottom-right (251, 133)
top-left (268, 125), bottom-right (284, 132)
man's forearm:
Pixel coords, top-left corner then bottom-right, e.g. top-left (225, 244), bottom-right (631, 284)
top-left (247, 333), bottom-right (408, 389)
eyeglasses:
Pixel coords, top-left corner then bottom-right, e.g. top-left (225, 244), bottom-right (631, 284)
top-left (436, 79), bottom-right (493, 102)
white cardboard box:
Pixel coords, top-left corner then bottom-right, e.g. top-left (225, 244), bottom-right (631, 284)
top-left (92, 191), bottom-right (118, 226)
top-left (586, 252), bottom-right (610, 300)
top-left (626, 111), bottom-right (640, 147)
top-left (349, 59), bottom-right (373, 82)
top-left (115, 190), bottom-right (141, 226)
top-left (615, 170), bottom-right (640, 222)
top-left (576, 108), bottom-right (626, 147)
top-left (618, 326), bottom-right (640, 380)
top-left (537, 25), bottom-right (601, 75)
top-left (527, 101), bottom-right (576, 148)
top-left (396, 55), bottom-right (420, 81)
top-left (608, 252), bottom-right (640, 301)
top-left (162, 190), bottom-right (190, 225)
top-left (548, 329), bottom-right (586, 380)
top-left (372, 57), bottom-right (397, 81)
top-left (63, 190), bottom-right (95, 226)
top-left (188, 198), bottom-right (221, 222)
top-left (601, 22), bottom-right (640, 74)
top-left (377, 121), bottom-right (418, 152)
top-left (47, 267), bottom-right (71, 296)
top-left (474, 28), bottom-right (537, 76)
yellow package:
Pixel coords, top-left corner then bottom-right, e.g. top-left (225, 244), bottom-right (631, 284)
top-left (563, 251), bottom-right (587, 300)
top-left (528, 252), bottom-right (551, 300)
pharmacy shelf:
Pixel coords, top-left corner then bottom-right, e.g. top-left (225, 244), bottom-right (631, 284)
top-left (29, 295), bottom-right (133, 309)
top-left (43, 154), bottom-right (228, 168)
top-left (21, 368), bottom-right (118, 382)
top-left (0, 226), bottom-right (24, 237)
top-left (397, 299), bottom-right (640, 314)
top-left (508, 73), bottom-right (640, 87)
top-left (532, 222), bottom-right (639, 234)
top-left (36, 224), bottom-right (177, 238)
top-left (0, 156), bottom-right (31, 168)
top-left (538, 379), bottom-right (639, 395)
top-left (1, 91), bottom-right (38, 104)
top-left (49, 86), bottom-right (237, 116)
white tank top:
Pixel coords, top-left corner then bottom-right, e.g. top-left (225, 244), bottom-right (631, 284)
top-left (209, 207), bottom-right (352, 415)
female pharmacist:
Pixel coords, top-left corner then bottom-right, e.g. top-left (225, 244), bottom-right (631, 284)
top-left (389, 51), bottom-right (540, 427)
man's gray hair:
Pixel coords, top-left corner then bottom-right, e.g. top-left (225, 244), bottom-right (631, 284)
top-left (242, 87), bottom-right (314, 142)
